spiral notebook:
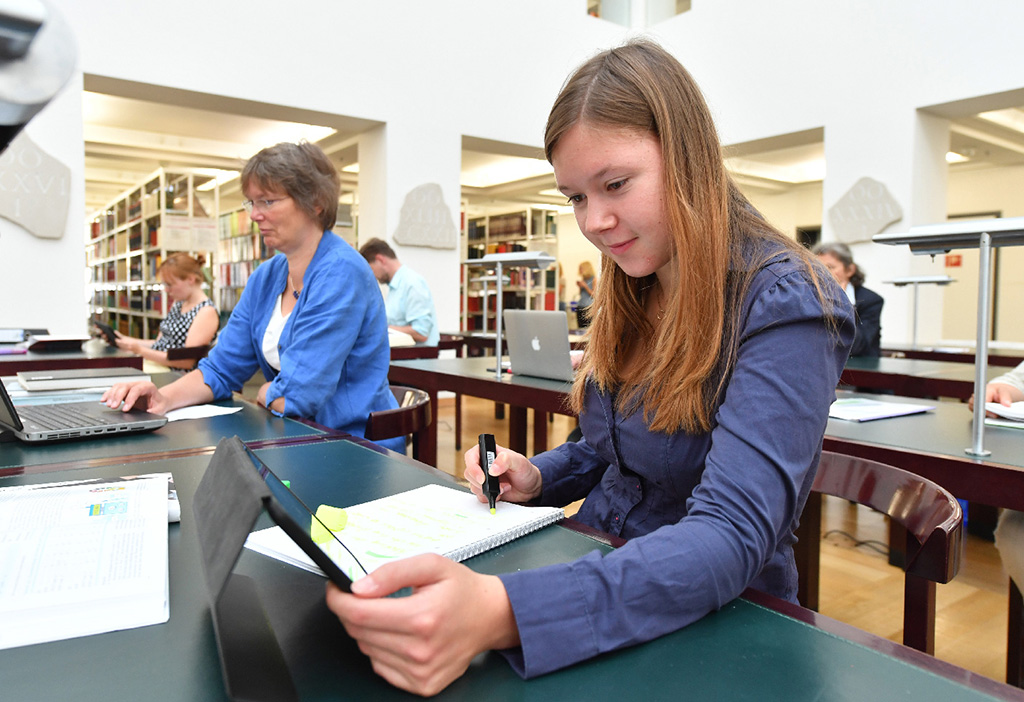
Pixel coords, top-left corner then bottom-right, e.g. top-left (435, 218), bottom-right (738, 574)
top-left (244, 483), bottom-right (564, 580)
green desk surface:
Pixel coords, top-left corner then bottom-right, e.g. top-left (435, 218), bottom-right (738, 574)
top-left (827, 393), bottom-right (1024, 469)
top-left (1, 440), bottom-right (1019, 701)
top-left (0, 399), bottom-right (324, 472)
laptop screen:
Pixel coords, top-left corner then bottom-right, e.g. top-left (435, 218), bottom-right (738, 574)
top-left (503, 310), bottom-right (575, 382)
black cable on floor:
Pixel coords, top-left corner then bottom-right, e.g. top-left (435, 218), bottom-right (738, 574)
top-left (823, 529), bottom-right (890, 558)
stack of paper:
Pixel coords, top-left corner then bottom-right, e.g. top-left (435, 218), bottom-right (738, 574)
top-left (0, 474), bottom-right (170, 650)
top-left (985, 401), bottom-right (1024, 429)
top-left (829, 397), bottom-right (934, 422)
top-left (245, 483), bottom-right (564, 580)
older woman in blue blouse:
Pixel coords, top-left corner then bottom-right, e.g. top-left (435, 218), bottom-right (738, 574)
top-left (103, 142), bottom-right (402, 451)
top-left (325, 41), bottom-right (854, 696)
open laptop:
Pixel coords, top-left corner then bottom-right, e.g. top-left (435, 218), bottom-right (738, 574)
top-left (0, 379), bottom-right (166, 443)
top-left (503, 310), bottom-right (575, 382)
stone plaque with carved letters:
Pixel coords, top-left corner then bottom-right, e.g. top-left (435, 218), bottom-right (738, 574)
top-left (392, 183), bottom-right (458, 249)
top-left (0, 132), bottom-right (71, 240)
top-left (828, 177), bottom-right (903, 244)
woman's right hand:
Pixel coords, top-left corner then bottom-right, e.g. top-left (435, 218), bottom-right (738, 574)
top-left (968, 381), bottom-right (1024, 416)
top-left (113, 331), bottom-right (139, 353)
top-left (463, 442), bottom-right (543, 505)
top-left (101, 381), bottom-right (168, 414)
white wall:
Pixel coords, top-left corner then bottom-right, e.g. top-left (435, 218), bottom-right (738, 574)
top-left (10, 0), bottom-right (1024, 342)
top-left (0, 73), bottom-right (86, 334)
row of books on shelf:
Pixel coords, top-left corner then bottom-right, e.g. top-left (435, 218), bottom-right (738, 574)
top-left (467, 268), bottom-right (546, 287)
top-left (89, 203), bottom-right (167, 239)
top-left (91, 289), bottom-right (166, 313)
top-left (217, 260), bottom-right (258, 288)
top-left (488, 212), bottom-right (527, 238)
top-left (464, 291), bottom-right (522, 312)
top-left (217, 234), bottom-right (261, 262)
top-left (466, 242), bottom-right (530, 259)
top-left (217, 287), bottom-right (245, 312)
top-left (462, 292), bottom-right (557, 320)
top-left (90, 238), bottom-right (115, 260)
top-left (467, 219), bottom-right (487, 241)
top-left (129, 224), bottom-right (160, 251)
top-left (218, 210), bottom-right (256, 239)
top-left (91, 211), bottom-right (118, 237)
top-left (90, 224), bottom-right (161, 254)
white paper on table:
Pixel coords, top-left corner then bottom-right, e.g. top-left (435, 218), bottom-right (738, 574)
top-left (829, 398), bottom-right (934, 422)
top-left (985, 401), bottom-right (1024, 422)
top-left (164, 404), bottom-right (244, 422)
top-left (0, 473), bottom-right (170, 650)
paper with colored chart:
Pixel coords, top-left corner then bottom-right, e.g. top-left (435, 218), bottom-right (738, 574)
top-left (244, 483), bottom-right (564, 580)
top-left (0, 473), bottom-right (170, 650)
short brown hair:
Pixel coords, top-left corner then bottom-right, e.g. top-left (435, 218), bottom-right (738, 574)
top-left (358, 237), bottom-right (397, 263)
top-left (241, 141), bottom-right (340, 231)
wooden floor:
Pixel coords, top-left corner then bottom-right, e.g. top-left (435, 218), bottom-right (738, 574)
top-left (431, 394), bottom-right (1013, 685)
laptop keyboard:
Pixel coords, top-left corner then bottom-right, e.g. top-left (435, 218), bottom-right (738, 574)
top-left (19, 403), bottom-right (117, 431)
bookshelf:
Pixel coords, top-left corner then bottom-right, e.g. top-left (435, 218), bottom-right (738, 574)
top-left (215, 207), bottom-right (273, 317)
top-left (86, 169), bottom-right (219, 339)
top-left (460, 207), bottom-right (559, 331)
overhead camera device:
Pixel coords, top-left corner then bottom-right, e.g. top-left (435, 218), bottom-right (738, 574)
top-left (0, 0), bottom-right (75, 153)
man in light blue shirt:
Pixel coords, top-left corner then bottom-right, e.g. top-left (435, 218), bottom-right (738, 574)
top-left (359, 238), bottom-right (439, 346)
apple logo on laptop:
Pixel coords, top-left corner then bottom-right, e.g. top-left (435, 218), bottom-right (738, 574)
top-left (531, 336), bottom-right (541, 351)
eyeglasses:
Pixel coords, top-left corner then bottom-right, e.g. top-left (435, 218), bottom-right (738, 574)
top-left (242, 197), bottom-right (287, 214)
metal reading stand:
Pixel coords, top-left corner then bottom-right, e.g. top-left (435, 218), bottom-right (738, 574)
top-left (875, 216), bottom-right (1024, 456)
top-left (881, 275), bottom-right (955, 350)
top-left (467, 273), bottom-right (509, 334)
top-left (463, 251), bottom-right (556, 379)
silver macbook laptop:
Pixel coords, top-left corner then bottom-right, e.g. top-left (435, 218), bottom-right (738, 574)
top-left (0, 380), bottom-right (166, 443)
top-left (503, 310), bottom-right (575, 382)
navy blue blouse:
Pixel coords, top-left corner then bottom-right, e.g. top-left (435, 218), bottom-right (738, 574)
top-left (498, 249), bottom-right (855, 678)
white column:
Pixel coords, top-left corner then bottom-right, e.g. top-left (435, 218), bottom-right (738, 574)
top-left (358, 121), bottom-right (463, 334)
top-left (821, 108), bottom-right (949, 346)
top-left (0, 74), bottom-right (86, 334)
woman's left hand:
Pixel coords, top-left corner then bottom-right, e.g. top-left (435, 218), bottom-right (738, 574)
top-left (326, 554), bottom-right (519, 697)
top-left (256, 381), bottom-right (271, 407)
top-left (256, 381), bottom-right (286, 414)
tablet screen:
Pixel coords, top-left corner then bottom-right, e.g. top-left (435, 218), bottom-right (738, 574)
top-left (92, 319), bottom-right (117, 346)
top-left (242, 445), bottom-right (358, 591)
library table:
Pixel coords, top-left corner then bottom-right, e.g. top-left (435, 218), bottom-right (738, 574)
top-left (0, 345), bottom-right (142, 374)
top-left (389, 356), bottom-right (573, 466)
top-left (1, 438), bottom-right (1020, 701)
top-left (841, 356), bottom-right (1004, 399)
top-left (822, 391), bottom-right (1024, 684)
top-left (883, 344), bottom-right (1024, 368)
